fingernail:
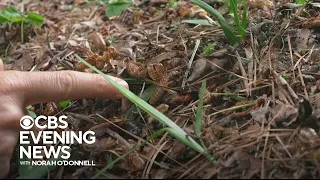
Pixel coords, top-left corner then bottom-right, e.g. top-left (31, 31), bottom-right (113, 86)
top-left (115, 78), bottom-right (129, 89)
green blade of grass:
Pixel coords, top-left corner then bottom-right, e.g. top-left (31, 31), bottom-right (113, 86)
top-left (241, 0), bottom-right (247, 38)
top-left (76, 55), bottom-right (210, 158)
top-left (192, 0), bottom-right (239, 44)
top-left (195, 80), bottom-right (206, 137)
top-left (230, 0), bottom-right (245, 38)
top-left (229, 0), bottom-right (242, 37)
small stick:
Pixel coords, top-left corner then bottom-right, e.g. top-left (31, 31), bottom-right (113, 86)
top-left (287, 34), bottom-right (296, 81)
top-left (182, 39), bottom-right (200, 89)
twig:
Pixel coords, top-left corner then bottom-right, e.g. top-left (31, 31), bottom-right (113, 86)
top-left (182, 39), bottom-right (200, 88)
top-left (275, 135), bottom-right (293, 158)
top-left (235, 51), bottom-right (250, 96)
top-left (208, 103), bottom-right (254, 118)
top-left (287, 34), bottom-right (295, 81)
top-left (156, 24), bottom-right (160, 45)
top-left (144, 139), bottom-right (169, 178)
top-left (261, 127), bottom-right (270, 179)
top-left (297, 63), bottom-right (309, 100)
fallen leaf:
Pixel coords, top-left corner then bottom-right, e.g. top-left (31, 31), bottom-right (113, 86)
top-left (187, 59), bottom-right (209, 82)
top-left (250, 107), bottom-right (270, 124)
top-left (247, 0), bottom-right (274, 9)
top-left (271, 104), bottom-right (299, 127)
top-left (223, 150), bottom-right (264, 178)
top-left (207, 48), bottom-right (228, 58)
top-left (150, 169), bottom-right (168, 179)
top-left (68, 39), bottom-right (78, 46)
top-left (296, 29), bottom-right (311, 50)
top-left (80, 21), bottom-right (97, 29)
top-left (167, 140), bottom-right (186, 159)
top-left (310, 3), bottom-right (320, 8)
top-left (11, 51), bottom-right (35, 71)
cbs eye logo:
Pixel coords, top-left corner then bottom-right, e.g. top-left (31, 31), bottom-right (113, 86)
top-left (20, 116), bottom-right (34, 130)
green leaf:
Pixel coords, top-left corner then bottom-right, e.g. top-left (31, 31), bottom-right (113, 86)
top-left (195, 80), bottom-right (206, 137)
top-left (106, 3), bottom-right (130, 18)
top-left (201, 43), bottom-right (216, 56)
top-left (296, 0), bottom-right (307, 4)
top-left (1, 6), bottom-right (25, 23)
top-left (182, 19), bottom-right (212, 26)
top-left (26, 13), bottom-right (45, 27)
top-left (59, 100), bottom-right (71, 109)
top-left (0, 14), bottom-right (7, 23)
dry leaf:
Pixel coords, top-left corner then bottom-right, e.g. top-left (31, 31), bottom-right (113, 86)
top-left (80, 21), bottom-right (98, 29)
top-left (167, 140), bottom-right (186, 159)
top-left (223, 150), bottom-right (264, 178)
top-left (247, 0), bottom-right (274, 9)
top-left (187, 59), bottom-right (209, 82)
top-left (271, 104), bottom-right (299, 127)
top-left (250, 107), bottom-right (270, 124)
top-left (296, 29), bottom-right (311, 49)
top-left (150, 169), bottom-right (168, 179)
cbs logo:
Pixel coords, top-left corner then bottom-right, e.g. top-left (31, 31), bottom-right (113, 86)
top-left (20, 115), bottom-right (68, 130)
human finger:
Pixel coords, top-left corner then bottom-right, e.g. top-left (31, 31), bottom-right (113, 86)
top-left (0, 58), bottom-right (4, 71)
top-left (0, 71), bottom-right (128, 106)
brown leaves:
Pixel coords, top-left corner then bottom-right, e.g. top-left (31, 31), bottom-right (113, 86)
top-left (147, 63), bottom-right (166, 82)
top-left (222, 150), bottom-right (265, 179)
top-left (296, 29), bottom-right (311, 50)
top-left (88, 31), bottom-right (107, 52)
top-left (187, 59), bottom-right (209, 82)
top-left (126, 61), bottom-right (148, 79)
top-left (247, 0), bottom-right (274, 9)
top-left (271, 104), bottom-right (299, 127)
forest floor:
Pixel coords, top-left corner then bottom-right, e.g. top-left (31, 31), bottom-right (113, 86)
top-left (1, 0), bottom-right (320, 179)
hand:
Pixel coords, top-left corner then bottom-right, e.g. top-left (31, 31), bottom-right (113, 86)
top-left (0, 59), bottom-right (128, 178)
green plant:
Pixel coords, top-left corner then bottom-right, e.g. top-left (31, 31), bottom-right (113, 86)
top-left (59, 100), bottom-right (71, 109)
top-left (296, 0), bottom-right (308, 4)
top-left (281, 72), bottom-right (288, 80)
top-left (105, 0), bottom-right (132, 18)
top-left (0, 6), bottom-right (44, 43)
top-left (200, 43), bottom-right (216, 56)
top-left (191, 0), bottom-right (247, 45)
top-left (166, 0), bottom-right (179, 8)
